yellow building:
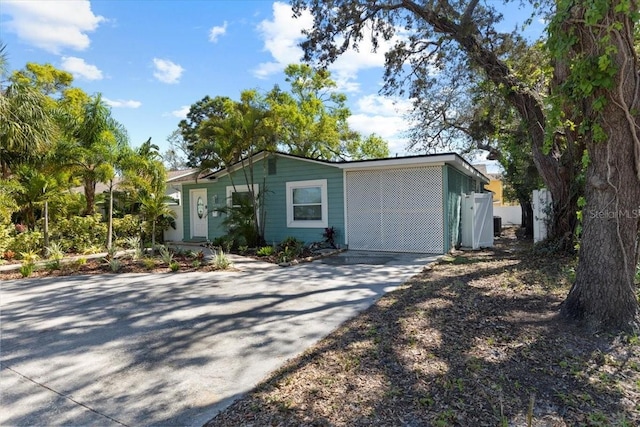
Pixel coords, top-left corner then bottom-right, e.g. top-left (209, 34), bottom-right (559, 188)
top-left (473, 165), bottom-right (517, 207)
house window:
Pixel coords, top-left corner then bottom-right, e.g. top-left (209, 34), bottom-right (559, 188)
top-left (286, 179), bottom-right (328, 228)
top-left (226, 184), bottom-right (258, 207)
top-left (268, 157), bottom-right (277, 175)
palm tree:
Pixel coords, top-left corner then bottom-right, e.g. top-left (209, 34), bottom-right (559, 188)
top-left (140, 192), bottom-right (176, 250)
top-left (0, 45), bottom-right (58, 178)
top-left (62, 94), bottom-right (128, 215)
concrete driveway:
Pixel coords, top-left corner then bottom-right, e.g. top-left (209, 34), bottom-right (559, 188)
top-left (1, 252), bottom-right (437, 426)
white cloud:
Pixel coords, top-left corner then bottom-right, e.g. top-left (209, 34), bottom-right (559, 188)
top-left (152, 58), bottom-right (184, 84)
top-left (254, 2), bottom-right (312, 79)
top-left (170, 105), bottom-right (190, 119)
top-left (209, 21), bottom-right (228, 43)
top-left (60, 56), bottom-right (103, 80)
top-left (2, 0), bottom-right (104, 54)
top-left (255, 2), bottom-right (404, 91)
top-left (348, 95), bottom-right (413, 155)
top-left (103, 98), bottom-right (142, 109)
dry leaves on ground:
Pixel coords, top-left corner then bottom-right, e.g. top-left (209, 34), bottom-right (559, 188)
top-left (206, 230), bottom-right (640, 427)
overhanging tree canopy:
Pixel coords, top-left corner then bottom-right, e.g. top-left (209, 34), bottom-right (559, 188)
top-left (291, 0), bottom-right (640, 331)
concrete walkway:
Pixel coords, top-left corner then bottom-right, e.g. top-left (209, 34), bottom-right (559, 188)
top-left (0, 251), bottom-right (438, 426)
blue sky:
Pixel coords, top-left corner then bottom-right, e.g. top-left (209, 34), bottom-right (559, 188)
top-left (1, 0), bottom-right (543, 163)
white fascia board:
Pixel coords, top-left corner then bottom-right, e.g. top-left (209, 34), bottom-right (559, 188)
top-left (337, 154), bottom-right (456, 170)
top-left (338, 154), bottom-right (489, 183)
top-left (448, 157), bottom-right (490, 184)
top-left (207, 152), bottom-right (339, 180)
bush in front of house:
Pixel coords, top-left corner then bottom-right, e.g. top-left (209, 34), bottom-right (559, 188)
top-left (277, 237), bottom-right (305, 263)
top-left (49, 214), bottom-right (107, 253)
top-left (11, 230), bottom-right (43, 255)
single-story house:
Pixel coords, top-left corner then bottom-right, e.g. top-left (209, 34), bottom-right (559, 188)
top-left (164, 151), bottom-right (491, 254)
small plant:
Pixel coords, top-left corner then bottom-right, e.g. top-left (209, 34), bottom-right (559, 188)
top-left (20, 263), bottom-right (35, 277)
top-left (238, 245), bottom-right (249, 254)
top-left (19, 250), bottom-right (39, 277)
top-left (278, 236), bottom-right (304, 261)
top-left (83, 245), bottom-right (103, 255)
top-left (195, 250), bottom-right (205, 261)
top-left (20, 250), bottom-right (40, 265)
top-left (74, 257), bottom-right (87, 267)
top-left (124, 236), bottom-right (142, 259)
top-left (3, 250), bottom-right (16, 261)
top-left (45, 242), bottom-right (65, 269)
top-left (169, 261), bottom-right (180, 272)
top-left (157, 245), bottom-right (174, 264)
top-left (213, 250), bottom-right (231, 270)
top-left (278, 246), bottom-right (298, 263)
top-left (141, 257), bottom-right (156, 270)
top-left (191, 259), bottom-right (202, 268)
top-left (257, 246), bottom-right (274, 257)
top-left (323, 226), bottom-right (338, 248)
top-left (106, 245), bottom-right (119, 260)
top-left (106, 257), bottom-right (122, 272)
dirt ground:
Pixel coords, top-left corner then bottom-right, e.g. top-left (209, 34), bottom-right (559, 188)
top-left (205, 229), bottom-right (640, 427)
top-left (0, 252), bottom-right (222, 280)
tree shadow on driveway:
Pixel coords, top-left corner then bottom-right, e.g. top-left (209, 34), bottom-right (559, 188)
top-left (206, 240), bottom-right (640, 426)
top-left (1, 254), bottom-right (433, 426)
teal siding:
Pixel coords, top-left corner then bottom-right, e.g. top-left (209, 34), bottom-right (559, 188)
top-left (182, 155), bottom-right (345, 246)
top-left (443, 165), bottom-right (475, 252)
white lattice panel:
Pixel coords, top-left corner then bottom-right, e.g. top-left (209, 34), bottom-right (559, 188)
top-left (346, 167), bottom-right (444, 253)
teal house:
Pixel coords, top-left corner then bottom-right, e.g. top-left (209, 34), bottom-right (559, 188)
top-left (165, 151), bottom-right (490, 254)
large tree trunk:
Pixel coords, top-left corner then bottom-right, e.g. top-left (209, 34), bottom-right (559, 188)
top-left (519, 198), bottom-right (533, 239)
top-left (560, 2), bottom-right (640, 330)
top-left (564, 125), bottom-right (640, 330)
top-left (405, 3), bottom-right (579, 247)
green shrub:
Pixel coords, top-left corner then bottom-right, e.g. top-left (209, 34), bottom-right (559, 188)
top-left (20, 263), bottom-right (35, 277)
top-left (278, 237), bottom-right (304, 261)
top-left (191, 259), bottom-right (202, 268)
top-left (169, 261), bottom-right (180, 272)
top-left (157, 245), bottom-right (174, 264)
top-left (46, 260), bottom-right (61, 271)
top-left (105, 257), bottom-right (122, 272)
top-left (19, 250), bottom-right (40, 264)
top-left (257, 246), bottom-right (274, 256)
top-left (82, 245), bottom-right (103, 255)
top-left (210, 235), bottom-right (234, 253)
top-left (113, 215), bottom-right (141, 240)
top-left (50, 214), bottom-right (107, 253)
top-left (213, 250), bottom-right (231, 270)
top-left (141, 257), bottom-right (156, 270)
top-left (46, 242), bottom-right (65, 260)
top-left (0, 224), bottom-right (13, 255)
top-left (10, 231), bottom-right (42, 255)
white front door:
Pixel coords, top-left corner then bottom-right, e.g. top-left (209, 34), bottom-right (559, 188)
top-left (190, 189), bottom-right (208, 239)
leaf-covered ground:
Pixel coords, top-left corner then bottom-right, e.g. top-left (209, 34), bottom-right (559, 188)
top-left (206, 229), bottom-right (640, 426)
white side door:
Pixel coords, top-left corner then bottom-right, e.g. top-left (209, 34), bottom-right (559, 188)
top-left (190, 189), bottom-right (208, 239)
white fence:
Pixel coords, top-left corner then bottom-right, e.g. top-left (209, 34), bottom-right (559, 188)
top-left (461, 192), bottom-right (494, 249)
top-left (493, 205), bottom-right (522, 226)
top-left (532, 189), bottom-right (552, 243)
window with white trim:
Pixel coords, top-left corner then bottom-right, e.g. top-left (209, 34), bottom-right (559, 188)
top-left (226, 184), bottom-right (258, 207)
top-left (286, 179), bottom-right (328, 228)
